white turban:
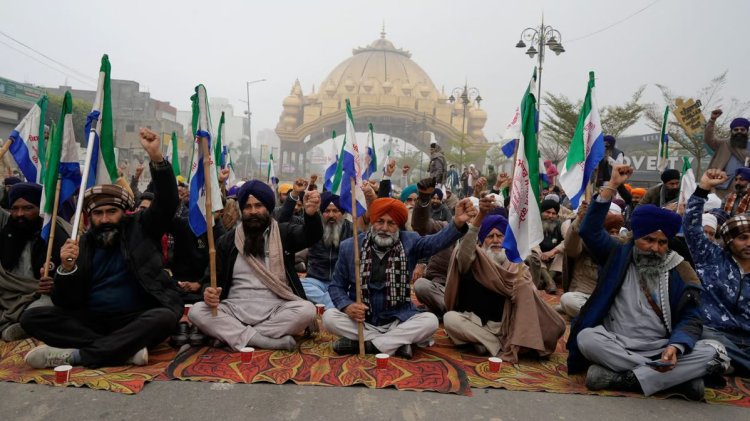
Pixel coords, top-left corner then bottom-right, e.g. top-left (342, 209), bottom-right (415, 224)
top-left (609, 202), bottom-right (623, 215)
top-left (705, 194), bottom-right (721, 212)
top-left (702, 213), bottom-right (718, 231)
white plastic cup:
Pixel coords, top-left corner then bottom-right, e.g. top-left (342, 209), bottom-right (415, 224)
top-left (488, 357), bottom-right (502, 372)
top-left (240, 347), bottom-right (255, 364)
top-left (54, 365), bottom-right (72, 384)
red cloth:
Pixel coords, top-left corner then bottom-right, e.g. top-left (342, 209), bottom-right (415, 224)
top-left (369, 198), bottom-right (408, 227)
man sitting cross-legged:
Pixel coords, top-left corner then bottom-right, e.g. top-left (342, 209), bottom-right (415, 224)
top-left (443, 196), bottom-right (565, 361)
top-left (21, 128), bottom-right (181, 368)
top-left (324, 197), bottom-right (473, 358)
top-left (189, 180), bottom-right (322, 351)
top-left (568, 164), bottom-right (721, 401)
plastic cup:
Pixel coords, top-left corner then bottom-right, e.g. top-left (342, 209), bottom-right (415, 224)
top-left (183, 304), bottom-right (193, 317)
top-left (488, 357), bottom-right (502, 372)
top-left (54, 365), bottom-right (72, 384)
top-left (240, 347), bottom-right (255, 364)
top-left (376, 353), bottom-right (389, 369)
top-left (315, 304), bottom-right (326, 316)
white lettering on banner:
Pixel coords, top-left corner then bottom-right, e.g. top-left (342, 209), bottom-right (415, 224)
top-left (646, 156), bottom-right (657, 171)
top-left (621, 155), bottom-right (695, 171)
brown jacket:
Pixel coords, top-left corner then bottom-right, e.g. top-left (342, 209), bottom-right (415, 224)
top-left (706, 119), bottom-right (750, 174)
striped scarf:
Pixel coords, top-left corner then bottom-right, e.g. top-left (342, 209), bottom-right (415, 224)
top-left (359, 232), bottom-right (410, 312)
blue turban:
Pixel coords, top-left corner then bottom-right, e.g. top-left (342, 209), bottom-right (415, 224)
top-left (630, 204), bottom-right (682, 239)
top-left (432, 188), bottom-right (443, 200)
top-left (730, 118), bottom-right (750, 130)
top-left (400, 184), bottom-right (417, 203)
top-left (320, 191), bottom-right (342, 212)
top-left (604, 135), bottom-right (616, 146)
top-left (237, 180), bottom-right (275, 214)
top-left (4, 176), bottom-right (22, 187)
top-left (478, 215), bottom-right (508, 244)
top-left (735, 167), bottom-right (750, 181)
top-left (8, 182), bottom-right (42, 207)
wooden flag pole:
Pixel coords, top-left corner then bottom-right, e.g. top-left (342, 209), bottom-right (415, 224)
top-left (350, 176), bottom-right (365, 357)
top-left (199, 135), bottom-right (218, 317)
top-left (42, 177), bottom-right (62, 279)
top-left (0, 139), bottom-right (12, 162)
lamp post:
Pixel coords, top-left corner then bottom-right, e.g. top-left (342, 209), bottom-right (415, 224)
top-left (514, 18), bottom-right (565, 117)
top-left (242, 78), bottom-right (266, 177)
top-left (449, 85), bottom-right (482, 170)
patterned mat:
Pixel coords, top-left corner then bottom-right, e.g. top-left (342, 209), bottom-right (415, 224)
top-left (0, 339), bottom-right (176, 394)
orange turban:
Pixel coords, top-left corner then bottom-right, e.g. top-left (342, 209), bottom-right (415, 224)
top-left (623, 183), bottom-right (633, 193)
top-left (369, 198), bottom-right (408, 227)
top-left (631, 187), bottom-right (646, 198)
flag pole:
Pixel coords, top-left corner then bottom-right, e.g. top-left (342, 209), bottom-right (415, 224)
top-left (350, 176), bottom-right (365, 357)
top-left (200, 134), bottom-right (218, 317)
top-left (70, 72), bottom-right (105, 241)
top-left (0, 139), bottom-right (12, 162)
top-left (42, 177), bottom-right (62, 278)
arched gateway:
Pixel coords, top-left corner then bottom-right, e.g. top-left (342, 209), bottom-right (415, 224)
top-left (274, 30), bottom-right (489, 176)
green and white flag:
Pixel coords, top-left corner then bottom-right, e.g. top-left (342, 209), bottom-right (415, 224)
top-left (165, 131), bottom-right (181, 177)
top-left (267, 151), bottom-right (278, 187)
top-left (678, 156), bottom-right (696, 206)
top-left (657, 106), bottom-right (670, 172)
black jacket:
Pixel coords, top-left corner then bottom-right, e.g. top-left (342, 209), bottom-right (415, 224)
top-left (211, 212), bottom-right (323, 300)
top-left (305, 219), bottom-right (353, 283)
top-left (52, 160), bottom-right (182, 318)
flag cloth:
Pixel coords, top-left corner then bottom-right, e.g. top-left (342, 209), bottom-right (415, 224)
top-left (84, 55), bottom-right (119, 189)
top-left (657, 106), bottom-right (670, 172)
top-left (502, 68), bottom-right (543, 263)
top-left (678, 156), bottom-right (696, 206)
top-left (362, 123), bottom-right (377, 180)
top-left (323, 131), bottom-right (339, 191)
top-left (215, 111), bottom-right (225, 171)
top-left (381, 139), bottom-right (392, 174)
top-left (501, 139), bottom-right (517, 158)
top-left (40, 91), bottom-right (81, 240)
top-left (188, 84), bottom-right (223, 236)
top-left (223, 145), bottom-right (237, 186)
top-left (165, 131), bottom-right (181, 177)
top-left (331, 99), bottom-right (367, 216)
top-left (267, 151), bottom-right (278, 188)
top-left (8, 95), bottom-right (47, 183)
top-left (558, 71), bottom-right (606, 209)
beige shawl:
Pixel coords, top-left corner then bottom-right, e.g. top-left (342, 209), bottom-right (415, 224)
top-left (233, 220), bottom-right (301, 302)
top-left (445, 245), bottom-right (566, 363)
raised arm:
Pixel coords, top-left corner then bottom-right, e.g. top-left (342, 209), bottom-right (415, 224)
top-left (282, 190), bottom-right (323, 253)
top-left (410, 198), bottom-right (475, 260)
top-left (138, 128), bottom-right (178, 234)
top-left (411, 177), bottom-right (445, 235)
top-left (704, 109), bottom-right (723, 152)
top-left (682, 169), bottom-right (728, 264)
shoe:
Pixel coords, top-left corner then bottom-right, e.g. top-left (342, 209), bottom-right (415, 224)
top-left (395, 344), bottom-right (413, 360)
top-left (24, 345), bottom-right (75, 369)
top-left (127, 347), bottom-right (148, 366)
top-left (332, 338), bottom-right (378, 355)
top-left (188, 325), bottom-right (206, 347)
top-left (1, 323), bottom-right (29, 341)
top-left (585, 364), bottom-right (640, 392)
top-left (666, 378), bottom-right (705, 401)
top-left (169, 322), bottom-right (189, 348)
top-left (472, 343), bottom-right (489, 355)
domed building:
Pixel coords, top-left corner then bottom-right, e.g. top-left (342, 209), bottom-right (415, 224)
top-left (275, 29), bottom-right (489, 176)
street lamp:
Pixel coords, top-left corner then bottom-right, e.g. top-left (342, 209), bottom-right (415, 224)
top-left (449, 85), bottom-right (482, 170)
top-left (515, 18), bottom-right (565, 117)
top-left (242, 78), bottom-right (266, 177)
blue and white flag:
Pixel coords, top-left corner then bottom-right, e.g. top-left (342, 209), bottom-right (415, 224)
top-left (188, 84), bottom-right (223, 236)
top-left (40, 91), bottom-right (81, 240)
top-left (223, 145), bottom-right (237, 186)
top-left (362, 123), bottom-right (377, 181)
top-left (558, 71), bottom-right (605, 209)
top-left (323, 130), bottom-right (339, 191)
top-left (267, 151), bottom-right (278, 188)
top-left (331, 99), bottom-right (367, 216)
top-left (8, 95), bottom-right (47, 183)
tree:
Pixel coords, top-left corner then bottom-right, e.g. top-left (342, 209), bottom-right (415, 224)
top-left (643, 71), bottom-right (750, 175)
top-left (540, 87), bottom-right (647, 158)
top-left (46, 93), bottom-right (93, 145)
top-left (442, 134), bottom-right (489, 170)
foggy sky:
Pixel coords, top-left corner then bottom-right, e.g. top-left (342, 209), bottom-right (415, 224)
top-left (3, 0), bottom-right (749, 145)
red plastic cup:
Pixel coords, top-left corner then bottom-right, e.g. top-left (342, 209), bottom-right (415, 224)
top-left (315, 304), bottom-right (325, 316)
top-left (183, 304), bottom-right (193, 318)
top-left (54, 365), bottom-right (72, 384)
top-left (488, 357), bottom-right (502, 372)
top-left (376, 353), bottom-right (389, 369)
top-left (240, 347), bottom-right (255, 364)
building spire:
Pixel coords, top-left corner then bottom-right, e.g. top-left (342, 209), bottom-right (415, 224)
top-left (381, 20), bottom-right (386, 39)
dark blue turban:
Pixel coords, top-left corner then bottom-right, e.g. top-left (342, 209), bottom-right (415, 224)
top-left (730, 118), bottom-right (750, 130)
top-left (604, 135), bottom-right (616, 146)
top-left (237, 180), bottom-right (275, 214)
top-left (478, 215), bottom-right (508, 244)
top-left (4, 176), bottom-right (22, 187)
top-left (432, 189), bottom-right (443, 200)
top-left (630, 204), bottom-right (682, 239)
top-left (320, 191), bottom-right (342, 213)
top-left (9, 182), bottom-right (42, 207)
top-left (735, 167), bottom-right (750, 181)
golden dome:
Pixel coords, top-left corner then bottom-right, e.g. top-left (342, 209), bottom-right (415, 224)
top-left (320, 32), bottom-right (440, 100)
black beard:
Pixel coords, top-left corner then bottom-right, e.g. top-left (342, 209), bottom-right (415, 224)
top-left (242, 214), bottom-right (270, 258)
top-left (664, 188), bottom-right (679, 202)
top-left (730, 133), bottom-right (748, 149)
top-left (431, 202), bottom-right (441, 209)
top-left (92, 223), bottom-right (121, 249)
top-left (633, 248), bottom-right (666, 289)
top-left (0, 216), bottom-right (41, 270)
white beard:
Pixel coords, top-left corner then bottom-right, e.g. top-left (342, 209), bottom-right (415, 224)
top-left (482, 246), bottom-right (508, 265)
top-left (370, 227), bottom-right (400, 248)
top-left (322, 218), bottom-right (344, 248)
